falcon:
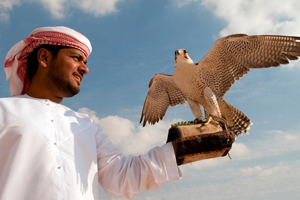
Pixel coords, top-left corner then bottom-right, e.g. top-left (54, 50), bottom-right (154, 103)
top-left (140, 34), bottom-right (300, 135)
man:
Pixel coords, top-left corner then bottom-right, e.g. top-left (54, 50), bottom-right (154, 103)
top-left (0, 26), bottom-right (181, 200)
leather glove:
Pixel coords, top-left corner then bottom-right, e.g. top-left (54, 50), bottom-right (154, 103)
top-left (167, 117), bottom-right (235, 165)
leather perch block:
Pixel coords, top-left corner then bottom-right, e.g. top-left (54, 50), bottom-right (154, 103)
top-left (166, 119), bottom-right (235, 166)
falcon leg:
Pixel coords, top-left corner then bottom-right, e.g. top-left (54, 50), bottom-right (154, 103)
top-left (187, 98), bottom-right (202, 120)
top-left (198, 114), bottom-right (221, 127)
top-left (203, 87), bottom-right (221, 118)
top-left (201, 115), bottom-right (212, 124)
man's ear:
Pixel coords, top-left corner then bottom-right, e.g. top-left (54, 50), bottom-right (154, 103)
top-left (37, 48), bottom-right (52, 68)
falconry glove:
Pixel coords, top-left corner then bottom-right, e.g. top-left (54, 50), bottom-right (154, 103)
top-left (167, 116), bottom-right (235, 166)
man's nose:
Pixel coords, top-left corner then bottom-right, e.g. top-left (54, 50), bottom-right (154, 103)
top-left (79, 63), bottom-right (89, 75)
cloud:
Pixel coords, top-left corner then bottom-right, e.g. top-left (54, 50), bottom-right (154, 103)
top-left (260, 129), bottom-right (300, 155)
top-left (78, 107), bottom-right (181, 155)
top-left (232, 129), bottom-right (300, 161)
top-left (0, 0), bottom-right (20, 22)
top-left (172, 160), bottom-right (300, 200)
top-left (171, 0), bottom-right (300, 36)
top-left (76, 0), bottom-right (121, 16)
top-left (39, 0), bottom-right (67, 19)
top-left (240, 165), bottom-right (262, 176)
top-left (170, 0), bottom-right (197, 8)
top-left (0, 0), bottom-right (122, 21)
top-left (229, 142), bottom-right (250, 158)
top-left (200, 0), bottom-right (300, 36)
top-left (180, 156), bottom-right (228, 171)
top-left (239, 162), bottom-right (298, 178)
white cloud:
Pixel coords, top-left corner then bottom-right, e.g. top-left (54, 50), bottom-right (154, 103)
top-left (76, 0), bottom-right (121, 16)
top-left (170, 0), bottom-right (197, 8)
top-left (0, 0), bottom-right (122, 20)
top-left (171, 0), bottom-right (300, 36)
top-left (229, 142), bottom-right (250, 158)
top-left (0, 0), bottom-right (20, 21)
top-left (258, 165), bottom-right (281, 176)
top-left (180, 156), bottom-right (228, 171)
top-left (234, 129), bottom-right (300, 160)
top-left (39, 0), bottom-right (67, 19)
top-left (239, 162), bottom-right (295, 177)
top-left (173, 160), bottom-right (300, 200)
top-left (240, 165), bottom-right (262, 176)
top-left (78, 107), bottom-right (181, 155)
top-left (200, 0), bottom-right (300, 36)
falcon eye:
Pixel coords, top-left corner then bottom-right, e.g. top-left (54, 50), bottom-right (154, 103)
top-left (183, 50), bottom-right (187, 54)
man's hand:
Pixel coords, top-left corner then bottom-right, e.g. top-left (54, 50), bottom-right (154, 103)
top-left (167, 119), bottom-right (235, 165)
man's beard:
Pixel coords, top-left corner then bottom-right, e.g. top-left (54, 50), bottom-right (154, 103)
top-left (47, 60), bottom-right (80, 97)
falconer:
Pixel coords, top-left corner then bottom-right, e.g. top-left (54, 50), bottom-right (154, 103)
top-left (0, 26), bottom-right (181, 200)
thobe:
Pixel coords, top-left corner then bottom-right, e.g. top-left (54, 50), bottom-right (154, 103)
top-left (0, 95), bottom-right (181, 200)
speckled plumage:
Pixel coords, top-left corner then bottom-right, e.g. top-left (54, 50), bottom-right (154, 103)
top-left (140, 34), bottom-right (300, 135)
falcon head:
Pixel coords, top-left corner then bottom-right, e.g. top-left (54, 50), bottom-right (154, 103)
top-left (175, 49), bottom-right (193, 64)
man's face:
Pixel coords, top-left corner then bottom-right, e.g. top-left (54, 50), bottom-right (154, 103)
top-left (47, 48), bottom-right (89, 97)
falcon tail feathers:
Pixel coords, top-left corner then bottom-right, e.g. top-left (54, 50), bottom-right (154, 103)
top-left (218, 100), bottom-right (252, 136)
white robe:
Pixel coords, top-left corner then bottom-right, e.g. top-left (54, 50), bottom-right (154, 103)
top-left (0, 95), bottom-right (181, 200)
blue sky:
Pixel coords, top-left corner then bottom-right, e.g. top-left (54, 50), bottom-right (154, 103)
top-left (1, 0), bottom-right (300, 199)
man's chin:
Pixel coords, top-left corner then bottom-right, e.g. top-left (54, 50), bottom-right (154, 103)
top-left (63, 86), bottom-right (80, 98)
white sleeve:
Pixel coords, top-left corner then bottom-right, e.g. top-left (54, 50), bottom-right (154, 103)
top-left (95, 126), bottom-right (181, 200)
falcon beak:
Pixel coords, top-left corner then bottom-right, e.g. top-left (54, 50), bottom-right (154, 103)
top-left (175, 49), bottom-right (188, 56)
top-left (175, 50), bottom-right (179, 61)
top-left (175, 49), bottom-right (190, 62)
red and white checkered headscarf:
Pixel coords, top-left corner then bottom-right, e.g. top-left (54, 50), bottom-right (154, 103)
top-left (3, 26), bottom-right (92, 96)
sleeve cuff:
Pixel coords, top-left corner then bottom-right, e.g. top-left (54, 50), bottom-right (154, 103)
top-left (161, 142), bottom-right (182, 182)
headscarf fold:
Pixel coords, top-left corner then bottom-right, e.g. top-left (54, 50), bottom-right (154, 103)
top-left (3, 26), bottom-right (92, 96)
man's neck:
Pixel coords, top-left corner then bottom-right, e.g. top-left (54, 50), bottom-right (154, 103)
top-left (27, 87), bottom-right (63, 104)
top-left (26, 74), bottom-right (65, 104)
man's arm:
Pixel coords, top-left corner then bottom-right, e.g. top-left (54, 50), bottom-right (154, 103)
top-left (95, 126), bottom-right (181, 200)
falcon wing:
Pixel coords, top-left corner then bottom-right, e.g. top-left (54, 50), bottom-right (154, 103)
top-left (140, 73), bottom-right (187, 126)
top-left (197, 34), bottom-right (300, 98)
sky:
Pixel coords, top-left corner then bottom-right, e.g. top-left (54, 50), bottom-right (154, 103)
top-left (0, 0), bottom-right (300, 199)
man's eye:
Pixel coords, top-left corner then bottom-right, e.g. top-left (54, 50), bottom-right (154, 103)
top-left (73, 56), bottom-right (79, 61)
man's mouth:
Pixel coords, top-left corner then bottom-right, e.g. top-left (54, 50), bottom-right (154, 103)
top-left (73, 74), bottom-right (82, 83)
